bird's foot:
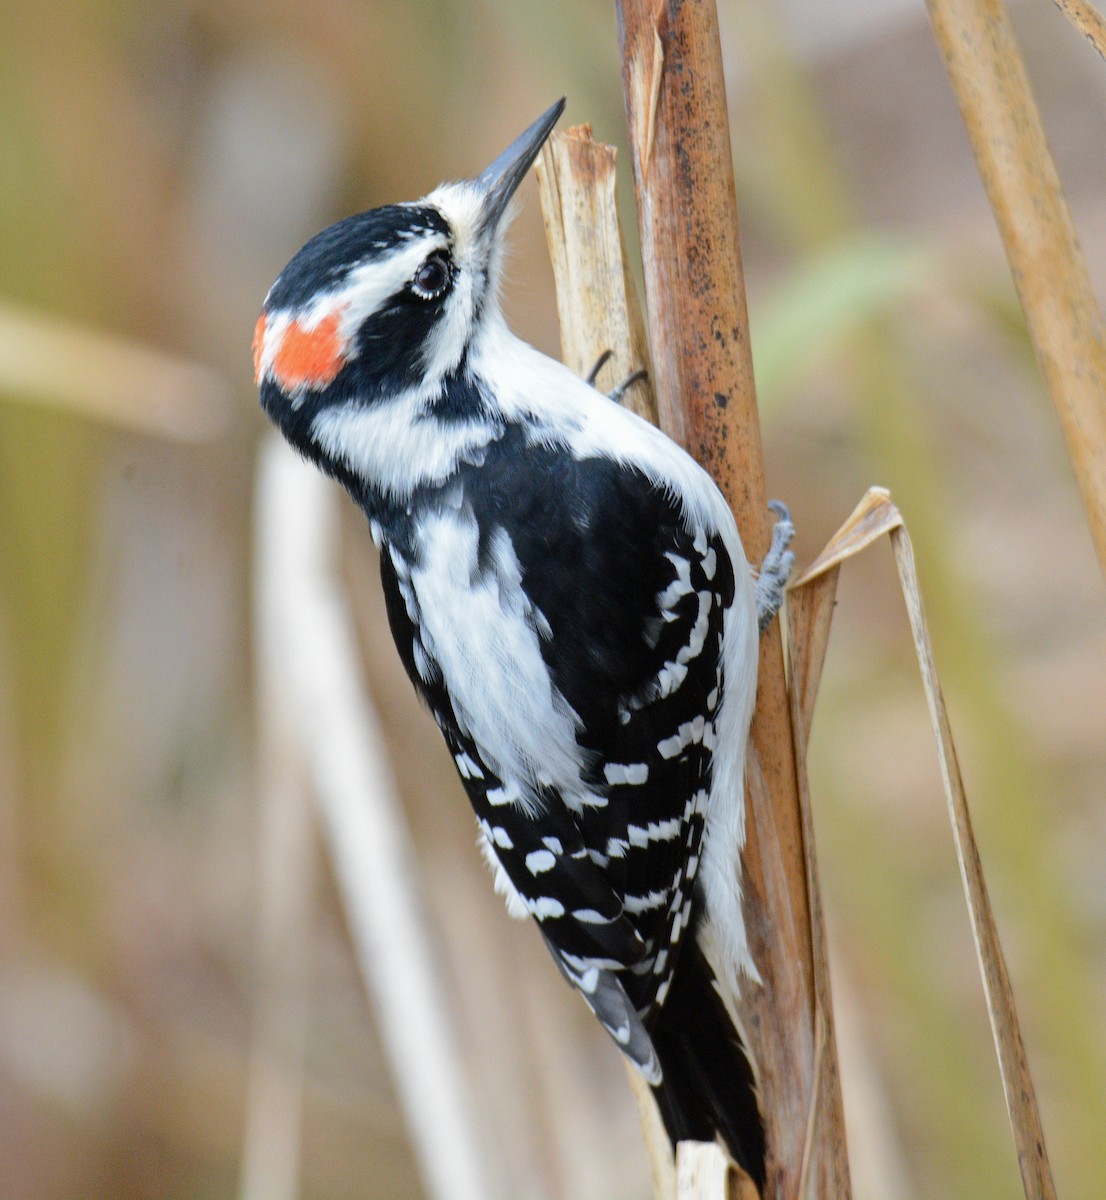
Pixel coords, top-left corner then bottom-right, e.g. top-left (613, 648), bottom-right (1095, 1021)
top-left (754, 501), bottom-right (795, 633)
top-left (585, 349), bottom-right (648, 405)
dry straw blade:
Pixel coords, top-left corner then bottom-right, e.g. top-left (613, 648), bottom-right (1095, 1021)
top-left (1054, 0), bottom-right (1106, 62)
top-left (677, 1142), bottom-right (760, 1200)
top-left (252, 438), bottom-right (498, 1200)
top-left (614, 0), bottom-right (850, 1194)
top-left (926, 0), bottom-right (1106, 582)
top-left (240, 554), bottom-right (318, 1200)
top-left (789, 489), bottom-right (1058, 1200)
top-left (888, 527), bottom-right (1058, 1200)
top-left (537, 108), bottom-right (842, 1197)
top-left (536, 126), bottom-right (675, 1200)
top-left (0, 299), bottom-right (230, 441)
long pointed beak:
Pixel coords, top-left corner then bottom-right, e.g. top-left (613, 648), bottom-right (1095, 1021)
top-left (475, 98), bottom-right (566, 239)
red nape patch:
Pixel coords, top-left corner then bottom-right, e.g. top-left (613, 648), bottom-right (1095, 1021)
top-left (252, 312), bottom-right (267, 383)
top-left (271, 311), bottom-right (347, 390)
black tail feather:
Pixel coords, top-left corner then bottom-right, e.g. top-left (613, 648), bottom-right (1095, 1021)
top-left (650, 941), bottom-right (766, 1191)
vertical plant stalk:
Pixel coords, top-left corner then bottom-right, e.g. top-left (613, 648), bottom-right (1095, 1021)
top-left (538, 116), bottom-right (770, 1200)
top-left (738, 3), bottom-right (1103, 1182)
top-left (927, 0), bottom-right (1106, 580)
top-left (536, 128), bottom-right (655, 422)
top-left (253, 436), bottom-right (498, 1200)
top-left (677, 1142), bottom-right (760, 1200)
top-left (789, 489), bottom-right (1059, 1200)
top-left (615, 2), bottom-right (850, 1196)
top-left (536, 125), bottom-right (675, 1200)
top-left (1054, 0), bottom-right (1106, 63)
top-left (890, 526), bottom-right (1058, 1200)
top-left (240, 521), bottom-right (318, 1200)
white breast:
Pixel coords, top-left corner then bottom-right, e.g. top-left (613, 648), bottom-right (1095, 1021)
top-left (406, 508), bottom-right (602, 815)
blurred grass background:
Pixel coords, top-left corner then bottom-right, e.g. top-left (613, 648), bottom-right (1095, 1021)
top-left (0, 1), bottom-right (1104, 1198)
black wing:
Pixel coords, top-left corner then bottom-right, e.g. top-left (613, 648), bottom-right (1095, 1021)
top-left (378, 432), bottom-right (734, 1052)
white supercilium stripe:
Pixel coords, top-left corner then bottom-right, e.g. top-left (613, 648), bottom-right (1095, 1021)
top-left (337, 237), bottom-right (447, 331)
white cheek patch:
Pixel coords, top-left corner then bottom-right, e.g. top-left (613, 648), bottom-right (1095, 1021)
top-left (311, 388), bottom-right (495, 498)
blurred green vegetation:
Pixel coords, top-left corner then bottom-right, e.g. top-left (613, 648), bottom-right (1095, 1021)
top-left (0, 1), bottom-right (1103, 1199)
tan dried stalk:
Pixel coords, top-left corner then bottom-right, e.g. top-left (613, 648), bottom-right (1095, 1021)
top-left (537, 117), bottom-right (778, 1200)
top-left (1054, 0), bottom-right (1106, 62)
top-left (536, 128), bottom-right (654, 424)
top-left (0, 298), bottom-right (229, 441)
top-left (539, 10), bottom-right (1064, 1196)
top-left (242, 462), bottom-right (319, 1200)
top-left (926, 0), bottom-right (1106, 580)
top-left (677, 1143), bottom-right (760, 1200)
top-left (791, 491), bottom-right (1059, 1200)
top-left (253, 437), bottom-right (497, 1200)
top-left (890, 529), bottom-right (1058, 1200)
top-left (536, 124), bottom-right (677, 1200)
top-left (614, 1), bottom-right (849, 1196)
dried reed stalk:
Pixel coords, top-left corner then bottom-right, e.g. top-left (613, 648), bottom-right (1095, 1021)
top-left (926, 0), bottom-right (1106, 580)
top-left (790, 490), bottom-right (1059, 1200)
top-left (253, 436), bottom-right (497, 1200)
top-left (0, 298), bottom-right (229, 441)
top-left (536, 128), bottom-right (654, 423)
top-left (536, 124), bottom-right (676, 1200)
top-left (889, 530), bottom-right (1059, 1200)
top-left (1054, 0), bottom-right (1106, 62)
top-left (537, 118), bottom-right (789, 1200)
top-left (240, 543), bottom-right (317, 1200)
top-left (677, 1142), bottom-right (760, 1200)
top-left (614, 2), bottom-right (849, 1195)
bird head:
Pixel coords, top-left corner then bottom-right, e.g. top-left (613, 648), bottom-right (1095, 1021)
top-left (252, 98), bottom-right (565, 476)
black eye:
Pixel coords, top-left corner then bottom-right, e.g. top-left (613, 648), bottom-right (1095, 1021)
top-left (410, 252), bottom-right (451, 300)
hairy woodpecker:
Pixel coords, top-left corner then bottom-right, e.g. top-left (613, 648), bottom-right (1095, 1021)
top-left (253, 98), bottom-right (792, 1188)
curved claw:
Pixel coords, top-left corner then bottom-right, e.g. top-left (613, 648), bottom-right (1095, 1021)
top-left (609, 368), bottom-right (648, 404)
top-left (755, 502), bottom-right (795, 633)
top-left (767, 499), bottom-right (791, 525)
top-left (584, 350), bottom-right (648, 405)
top-left (585, 349), bottom-right (614, 387)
